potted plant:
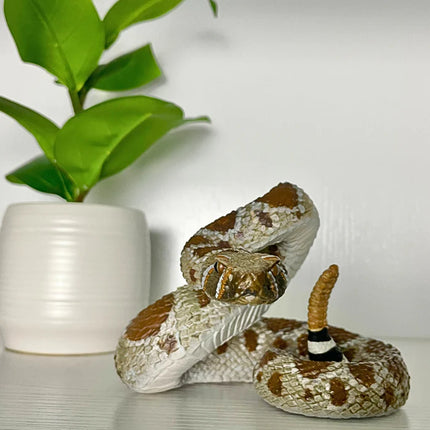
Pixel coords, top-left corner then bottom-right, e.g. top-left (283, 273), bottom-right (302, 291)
top-left (0, 0), bottom-right (215, 354)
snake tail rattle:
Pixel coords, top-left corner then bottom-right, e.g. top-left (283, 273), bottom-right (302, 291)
top-left (115, 182), bottom-right (410, 419)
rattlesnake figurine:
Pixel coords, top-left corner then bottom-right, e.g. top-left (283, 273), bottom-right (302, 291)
top-left (115, 182), bottom-right (410, 419)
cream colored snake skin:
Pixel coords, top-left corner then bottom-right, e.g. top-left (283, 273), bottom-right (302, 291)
top-left (115, 182), bottom-right (410, 419)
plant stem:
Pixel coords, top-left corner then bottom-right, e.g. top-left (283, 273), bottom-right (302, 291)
top-left (68, 90), bottom-right (83, 114)
top-left (75, 191), bottom-right (88, 203)
top-left (78, 87), bottom-right (89, 109)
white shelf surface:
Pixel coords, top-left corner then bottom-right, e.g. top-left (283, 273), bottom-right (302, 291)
top-left (0, 337), bottom-right (428, 429)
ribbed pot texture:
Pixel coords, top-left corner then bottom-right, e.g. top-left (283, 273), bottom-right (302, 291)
top-left (0, 203), bottom-right (150, 354)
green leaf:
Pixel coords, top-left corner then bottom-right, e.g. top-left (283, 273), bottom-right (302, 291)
top-left (6, 155), bottom-right (77, 201)
top-left (103, 0), bottom-right (184, 48)
top-left (101, 114), bottom-right (210, 179)
top-left (54, 96), bottom-right (209, 191)
top-left (4, 0), bottom-right (105, 91)
top-left (209, 0), bottom-right (218, 17)
top-left (88, 44), bottom-right (162, 92)
top-left (0, 96), bottom-right (59, 160)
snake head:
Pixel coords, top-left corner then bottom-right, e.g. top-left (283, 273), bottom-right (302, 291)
top-left (201, 250), bottom-right (288, 305)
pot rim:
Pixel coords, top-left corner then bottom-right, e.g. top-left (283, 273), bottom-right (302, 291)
top-left (4, 201), bottom-right (144, 216)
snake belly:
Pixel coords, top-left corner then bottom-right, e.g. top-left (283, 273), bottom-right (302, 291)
top-left (114, 182), bottom-right (410, 418)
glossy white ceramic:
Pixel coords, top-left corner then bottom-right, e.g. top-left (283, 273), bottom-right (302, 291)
top-left (0, 203), bottom-right (150, 354)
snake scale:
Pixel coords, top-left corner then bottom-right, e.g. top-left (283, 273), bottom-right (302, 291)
top-left (115, 182), bottom-right (410, 419)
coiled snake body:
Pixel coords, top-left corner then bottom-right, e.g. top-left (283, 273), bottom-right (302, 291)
top-left (115, 183), bottom-right (410, 419)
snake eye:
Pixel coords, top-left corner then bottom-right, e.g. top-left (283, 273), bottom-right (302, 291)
top-left (214, 262), bottom-right (225, 273)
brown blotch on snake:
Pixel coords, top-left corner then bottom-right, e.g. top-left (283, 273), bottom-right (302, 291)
top-left (256, 211), bottom-right (273, 227)
top-left (297, 333), bottom-right (308, 356)
top-left (304, 389), bottom-right (314, 401)
top-left (383, 385), bottom-right (396, 409)
top-left (259, 350), bottom-right (279, 367)
top-left (195, 289), bottom-right (211, 308)
top-left (263, 318), bottom-right (302, 333)
top-left (343, 347), bottom-right (357, 361)
top-left (189, 269), bottom-right (197, 282)
top-left (256, 182), bottom-right (299, 209)
top-left (295, 360), bottom-right (331, 379)
top-left (387, 357), bottom-right (407, 383)
top-left (205, 210), bottom-right (237, 233)
top-left (244, 329), bottom-right (258, 352)
top-left (330, 378), bottom-right (348, 406)
top-left (216, 341), bottom-right (229, 354)
top-left (185, 235), bottom-right (209, 247)
top-left (348, 363), bottom-right (376, 388)
top-left (364, 339), bottom-right (388, 354)
top-left (329, 326), bottom-right (359, 343)
top-left (272, 337), bottom-right (289, 350)
top-left (267, 372), bottom-right (283, 396)
top-left (125, 293), bottom-right (174, 341)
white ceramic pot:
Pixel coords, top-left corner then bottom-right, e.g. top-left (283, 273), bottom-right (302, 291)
top-left (0, 203), bottom-right (150, 355)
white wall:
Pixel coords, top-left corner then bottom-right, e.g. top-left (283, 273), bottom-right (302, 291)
top-left (1, 0), bottom-right (429, 338)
